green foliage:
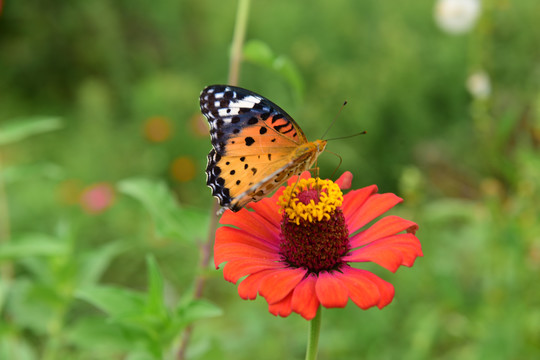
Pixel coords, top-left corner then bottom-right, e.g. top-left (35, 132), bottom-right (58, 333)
top-left (118, 178), bottom-right (209, 243)
top-left (243, 40), bottom-right (304, 103)
top-left (1, 0), bottom-right (540, 359)
top-left (75, 256), bottom-right (222, 359)
top-left (0, 117), bottom-right (63, 146)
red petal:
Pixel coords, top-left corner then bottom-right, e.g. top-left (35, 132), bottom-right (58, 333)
top-left (315, 271), bottom-right (349, 308)
top-left (336, 267), bottom-right (394, 309)
top-left (345, 193), bottom-right (403, 234)
top-left (335, 171), bottom-right (353, 190)
top-left (220, 208), bottom-right (280, 242)
top-left (259, 267), bottom-right (307, 304)
top-left (214, 242), bottom-right (279, 268)
top-left (222, 259), bottom-right (284, 283)
top-left (246, 198), bottom-right (282, 227)
top-left (356, 269), bottom-right (395, 308)
top-left (341, 185), bottom-right (378, 223)
top-left (237, 268), bottom-right (276, 300)
top-left (214, 227), bottom-right (280, 267)
top-left (268, 291), bottom-right (294, 318)
top-left (291, 274), bottom-right (320, 320)
top-left (215, 226), bottom-right (278, 252)
top-left (344, 233), bottom-right (423, 272)
top-left (349, 215), bottom-right (419, 248)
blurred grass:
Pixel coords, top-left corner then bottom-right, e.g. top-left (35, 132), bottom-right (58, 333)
top-left (1, 0), bottom-right (540, 359)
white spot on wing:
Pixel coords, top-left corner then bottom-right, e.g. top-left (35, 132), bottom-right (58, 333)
top-left (218, 107), bottom-right (239, 116)
top-left (231, 95), bottom-right (260, 109)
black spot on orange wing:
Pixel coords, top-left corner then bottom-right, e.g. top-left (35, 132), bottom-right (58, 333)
top-left (245, 137), bottom-right (255, 146)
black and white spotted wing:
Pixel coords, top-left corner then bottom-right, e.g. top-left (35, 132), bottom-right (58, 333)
top-left (199, 85), bottom-right (325, 212)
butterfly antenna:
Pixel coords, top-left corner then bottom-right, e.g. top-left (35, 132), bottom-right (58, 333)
top-left (320, 101), bottom-right (348, 140)
top-left (325, 131), bottom-right (367, 142)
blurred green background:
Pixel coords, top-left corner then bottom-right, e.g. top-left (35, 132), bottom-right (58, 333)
top-left (1, 0), bottom-right (540, 359)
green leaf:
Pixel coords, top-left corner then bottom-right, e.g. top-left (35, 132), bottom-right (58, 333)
top-left (118, 178), bottom-right (208, 242)
top-left (0, 163), bottom-right (64, 183)
top-left (243, 40), bottom-right (275, 68)
top-left (145, 255), bottom-right (167, 318)
top-left (0, 334), bottom-right (37, 360)
top-left (7, 279), bottom-right (61, 334)
top-left (76, 285), bottom-right (145, 318)
top-left (125, 352), bottom-right (159, 360)
top-left (163, 298), bottom-right (222, 340)
top-left (0, 116), bottom-right (63, 146)
top-left (273, 55), bottom-right (304, 102)
top-left (0, 233), bottom-right (68, 260)
top-left (0, 279), bottom-right (10, 313)
top-left (77, 241), bottom-right (127, 286)
top-left (67, 317), bottom-right (146, 354)
top-left (243, 39), bottom-right (304, 102)
top-left (68, 317), bottom-right (164, 360)
top-left (176, 299), bottom-right (222, 328)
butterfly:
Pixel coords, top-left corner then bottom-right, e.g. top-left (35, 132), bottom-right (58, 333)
top-left (200, 85), bottom-right (327, 212)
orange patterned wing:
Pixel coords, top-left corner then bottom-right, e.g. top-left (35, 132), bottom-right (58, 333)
top-left (200, 85), bottom-right (327, 211)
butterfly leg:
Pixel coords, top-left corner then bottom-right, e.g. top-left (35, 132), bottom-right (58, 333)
top-left (286, 175), bottom-right (303, 209)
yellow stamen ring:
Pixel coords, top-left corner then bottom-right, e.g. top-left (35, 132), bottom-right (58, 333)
top-left (278, 178), bottom-right (344, 225)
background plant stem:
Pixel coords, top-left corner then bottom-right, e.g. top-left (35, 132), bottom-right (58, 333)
top-left (0, 153), bottom-right (13, 281)
top-left (177, 0), bottom-right (250, 358)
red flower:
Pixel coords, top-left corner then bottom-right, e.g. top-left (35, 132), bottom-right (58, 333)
top-left (214, 172), bottom-right (422, 320)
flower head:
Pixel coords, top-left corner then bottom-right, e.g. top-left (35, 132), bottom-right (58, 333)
top-left (466, 70), bottom-right (491, 100)
top-left (80, 182), bottom-right (115, 214)
top-left (143, 116), bottom-right (173, 143)
top-left (435, 0), bottom-right (481, 35)
top-left (214, 172), bottom-right (422, 320)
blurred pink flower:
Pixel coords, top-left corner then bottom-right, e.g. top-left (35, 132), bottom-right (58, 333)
top-left (80, 183), bottom-right (115, 214)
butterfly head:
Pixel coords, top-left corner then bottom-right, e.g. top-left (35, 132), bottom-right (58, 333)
top-left (314, 139), bottom-right (327, 153)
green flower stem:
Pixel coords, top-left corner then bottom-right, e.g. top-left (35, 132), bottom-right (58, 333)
top-left (305, 307), bottom-right (322, 360)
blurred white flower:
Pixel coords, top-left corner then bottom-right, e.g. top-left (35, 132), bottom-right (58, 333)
top-left (466, 70), bottom-right (491, 99)
top-left (435, 0), bottom-right (481, 35)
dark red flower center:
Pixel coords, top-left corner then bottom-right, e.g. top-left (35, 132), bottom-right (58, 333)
top-left (296, 189), bottom-right (324, 205)
top-left (279, 207), bottom-right (349, 273)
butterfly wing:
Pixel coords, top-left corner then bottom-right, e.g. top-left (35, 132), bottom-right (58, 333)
top-left (214, 140), bottom-right (326, 211)
top-left (200, 85), bottom-right (313, 211)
